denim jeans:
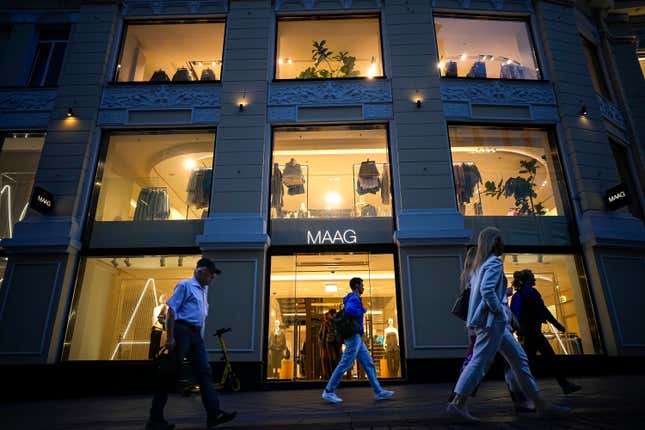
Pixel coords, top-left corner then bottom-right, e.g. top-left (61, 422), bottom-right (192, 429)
top-left (150, 323), bottom-right (220, 422)
top-left (325, 334), bottom-right (383, 394)
top-left (454, 321), bottom-right (538, 398)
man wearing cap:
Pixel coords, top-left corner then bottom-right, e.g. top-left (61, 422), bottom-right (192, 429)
top-left (147, 258), bottom-right (236, 430)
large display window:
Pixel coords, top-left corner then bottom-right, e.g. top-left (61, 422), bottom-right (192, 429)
top-left (449, 126), bottom-right (566, 217)
top-left (94, 131), bottom-right (215, 222)
top-left (276, 16), bottom-right (383, 79)
top-left (0, 132), bottom-right (45, 242)
top-left (267, 252), bottom-right (401, 381)
top-left (271, 125), bottom-right (392, 220)
top-left (115, 22), bottom-right (225, 82)
top-left (505, 254), bottom-right (601, 355)
top-left (434, 16), bottom-right (540, 80)
top-left (63, 255), bottom-right (201, 361)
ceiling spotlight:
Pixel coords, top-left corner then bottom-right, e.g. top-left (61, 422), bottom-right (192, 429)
top-left (124, 257), bottom-right (131, 267)
top-left (178, 256), bottom-right (183, 267)
top-left (160, 256), bottom-right (166, 267)
top-left (512, 254), bottom-right (518, 264)
top-left (537, 254), bottom-right (544, 264)
top-left (111, 258), bottom-right (118, 268)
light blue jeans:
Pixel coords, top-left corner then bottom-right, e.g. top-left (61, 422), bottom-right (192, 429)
top-left (454, 321), bottom-right (539, 398)
top-left (325, 334), bottom-right (383, 394)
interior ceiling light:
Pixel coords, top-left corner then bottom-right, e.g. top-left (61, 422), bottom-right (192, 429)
top-left (324, 283), bottom-right (338, 293)
top-left (184, 159), bottom-right (197, 170)
top-left (325, 192), bottom-right (342, 207)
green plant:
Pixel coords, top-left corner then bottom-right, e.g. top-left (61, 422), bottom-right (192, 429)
top-left (483, 158), bottom-right (547, 216)
top-left (296, 40), bottom-right (360, 79)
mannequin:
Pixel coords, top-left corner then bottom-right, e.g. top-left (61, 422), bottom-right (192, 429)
top-left (148, 294), bottom-right (168, 359)
top-left (268, 319), bottom-right (287, 378)
top-left (383, 318), bottom-right (400, 376)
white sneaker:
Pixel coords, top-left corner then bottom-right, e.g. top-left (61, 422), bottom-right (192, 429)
top-left (375, 390), bottom-right (395, 400)
top-left (322, 390), bottom-right (343, 404)
top-left (446, 402), bottom-right (480, 423)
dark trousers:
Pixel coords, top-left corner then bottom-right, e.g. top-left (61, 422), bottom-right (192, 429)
top-left (149, 328), bottom-right (163, 360)
top-left (150, 323), bottom-right (220, 422)
top-left (522, 330), bottom-right (569, 388)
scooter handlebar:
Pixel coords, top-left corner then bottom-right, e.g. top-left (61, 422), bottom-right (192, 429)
top-left (214, 327), bottom-right (232, 337)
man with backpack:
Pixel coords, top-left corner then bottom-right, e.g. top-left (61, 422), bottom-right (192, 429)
top-left (322, 277), bottom-right (395, 404)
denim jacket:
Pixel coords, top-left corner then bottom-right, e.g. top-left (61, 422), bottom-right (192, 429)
top-left (466, 255), bottom-right (508, 329)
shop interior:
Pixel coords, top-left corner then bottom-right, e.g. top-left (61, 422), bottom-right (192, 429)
top-left (449, 126), bottom-right (565, 216)
top-left (267, 252), bottom-right (401, 381)
top-left (276, 17), bottom-right (383, 79)
top-left (64, 255), bottom-right (201, 361)
top-left (435, 16), bottom-right (539, 79)
top-left (271, 126), bottom-right (392, 219)
top-left (95, 131), bottom-right (215, 222)
top-left (0, 133), bottom-right (45, 241)
top-left (116, 22), bottom-right (225, 82)
top-left (504, 253), bottom-right (599, 355)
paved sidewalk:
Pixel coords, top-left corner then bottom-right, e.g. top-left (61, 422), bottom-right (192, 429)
top-left (1, 375), bottom-right (643, 429)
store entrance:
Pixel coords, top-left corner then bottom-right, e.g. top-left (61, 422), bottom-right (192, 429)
top-left (267, 252), bottom-right (401, 381)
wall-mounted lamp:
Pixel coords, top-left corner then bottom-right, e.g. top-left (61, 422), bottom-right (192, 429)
top-left (239, 90), bottom-right (247, 112)
top-left (67, 107), bottom-right (74, 117)
top-left (239, 102), bottom-right (245, 112)
top-left (580, 105), bottom-right (588, 117)
top-left (415, 90), bottom-right (422, 108)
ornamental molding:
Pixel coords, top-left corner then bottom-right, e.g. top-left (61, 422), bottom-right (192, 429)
top-left (440, 80), bottom-right (557, 106)
top-left (0, 89), bottom-right (56, 112)
top-left (101, 84), bottom-right (221, 110)
top-left (269, 80), bottom-right (392, 106)
top-left (431, 0), bottom-right (533, 11)
top-left (121, 0), bottom-right (228, 15)
top-left (273, 0), bottom-right (382, 11)
top-left (597, 94), bottom-right (626, 130)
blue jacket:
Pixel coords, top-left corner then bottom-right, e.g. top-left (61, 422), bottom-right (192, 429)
top-left (343, 292), bottom-right (366, 334)
top-left (466, 255), bottom-right (508, 329)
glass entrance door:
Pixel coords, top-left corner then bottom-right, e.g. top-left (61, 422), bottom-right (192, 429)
top-left (267, 252), bottom-right (401, 381)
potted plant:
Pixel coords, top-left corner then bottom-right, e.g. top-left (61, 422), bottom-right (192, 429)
top-left (296, 40), bottom-right (361, 79)
top-left (483, 158), bottom-right (547, 216)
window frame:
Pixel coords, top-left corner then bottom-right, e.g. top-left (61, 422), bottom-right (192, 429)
top-left (580, 35), bottom-right (612, 100)
top-left (432, 13), bottom-right (544, 81)
top-left (83, 128), bottom-right (217, 247)
top-left (446, 123), bottom-right (574, 221)
top-left (273, 13), bottom-right (387, 81)
top-left (111, 18), bottom-right (227, 84)
top-left (27, 26), bottom-right (70, 88)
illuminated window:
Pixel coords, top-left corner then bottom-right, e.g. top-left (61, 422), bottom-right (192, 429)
top-left (94, 131), bottom-right (215, 222)
top-left (506, 254), bottom-right (601, 355)
top-left (267, 252), bottom-right (401, 380)
top-left (276, 16), bottom-right (383, 79)
top-left (63, 255), bottom-right (201, 360)
top-left (434, 16), bottom-right (540, 80)
top-left (449, 126), bottom-right (566, 217)
top-left (115, 22), bottom-right (225, 82)
top-left (0, 133), bottom-right (45, 242)
top-left (271, 125), bottom-right (392, 219)
top-left (639, 53), bottom-right (645, 79)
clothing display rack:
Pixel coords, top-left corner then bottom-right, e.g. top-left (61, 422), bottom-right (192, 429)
top-left (274, 163), bottom-right (309, 216)
top-left (452, 162), bottom-right (483, 215)
top-left (110, 278), bottom-right (158, 360)
top-left (352, 162), bottom-right (390, 217)
top-left (133, 187), bottom-right (170, 221)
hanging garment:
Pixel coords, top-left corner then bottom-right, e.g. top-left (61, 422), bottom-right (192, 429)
top-left (466, 61), bottom-right (487, 78)
top-left (452, 163), bottom-right (466, 204)
top-left (461, 163), bottom-right (482, 203)
top-left (357, 160), bottom-right (381, 195)
top-left (282, 159), bottom-right (306, 195)
top-left (134, 188), bottom-right (170, 221)
top-left (186, 168), bottom-right (212, 209)
top-left (200, 68), bottom-right (216, 81)
top-left (172, 68), bottom-right (191, 81)
top-left (150, 69), bottom-right (170, 82)
top-left (500, 63), bottom-right (525, 80)
top-left (444, 60), bottom-right (458, 77)
top-left (271, 164), bottom-right (284, 210)
top-left (361, 204), bottom-right (377, 217)
top-left (381, 167), bottom-right (390, 205)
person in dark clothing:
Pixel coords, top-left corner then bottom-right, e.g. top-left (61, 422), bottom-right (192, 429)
top-left (510, 269), bottom-right (581, 395)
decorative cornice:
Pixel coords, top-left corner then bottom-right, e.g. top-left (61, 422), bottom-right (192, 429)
top-left (121, 0), bottom-right (228, 16)
top-left (440, 80), bottom-right (557, 105)
top-left (273, 0), bottom-right (382, 11)
top-left (101, 84), bottom-right (221, 110)
top-left (536, 0), bottom-right (576, 8)
top-left (0, 88), bottom-right (56, 112)
top-left (597, 94), bottom-right (626, 129)
top-left (269, 80), bottom-right (392, 106)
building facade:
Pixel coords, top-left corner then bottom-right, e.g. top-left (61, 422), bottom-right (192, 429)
top-left (1, 0), bottom-right (644, 389)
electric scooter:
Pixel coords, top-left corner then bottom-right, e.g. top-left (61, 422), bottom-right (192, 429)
top-left (214, 327), bottom-right (241, 391)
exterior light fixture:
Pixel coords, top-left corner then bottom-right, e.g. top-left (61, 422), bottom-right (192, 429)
top-left (239, 91), bottom-right (247, 112)
top-left (415, 90), bottom-right (422, 108)
top-left (580, 105), bottom-right (588, 117)
top-left (67, 107), bottom-right (74, 117)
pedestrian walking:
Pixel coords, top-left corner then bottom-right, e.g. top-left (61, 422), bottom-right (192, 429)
top-left (447, 227), bottom-right (569, 422)
top-left (322, 277), bottom-right (395, 404)
top-left (146, 258), bottom-right (236, 430)
top-left (510, 269), bottom-right (582, 394)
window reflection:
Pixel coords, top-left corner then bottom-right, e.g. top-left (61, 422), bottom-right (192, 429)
top-left (435, 17), bottom-right (540, 80)
top-left (449, 126), bottom-right (565, 217)
top-left (95, 131), bottom-right (215, 222)
top-left (276, 17), bottom-right (383, 79)
top-left (116, 22), bottom-right (225, 82)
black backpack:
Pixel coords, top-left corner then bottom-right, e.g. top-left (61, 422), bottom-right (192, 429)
top-left (331, 308), bottom-right (361, 340)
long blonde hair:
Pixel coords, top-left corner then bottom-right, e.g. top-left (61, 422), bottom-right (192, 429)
top-left (472, 227), bottom-right (503, 271)
top-left (460, 246), bottom-right (477, 291)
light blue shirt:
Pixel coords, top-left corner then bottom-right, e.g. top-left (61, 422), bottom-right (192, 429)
top-left (167, 278), bottom-right (209, 328)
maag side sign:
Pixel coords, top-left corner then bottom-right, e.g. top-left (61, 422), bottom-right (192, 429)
top-left (605, 183), bottom-right (630, 211)
top-left (29, 186), bottom-right (55, 214)
top-left (307, 229), bottom-right (357, 244)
